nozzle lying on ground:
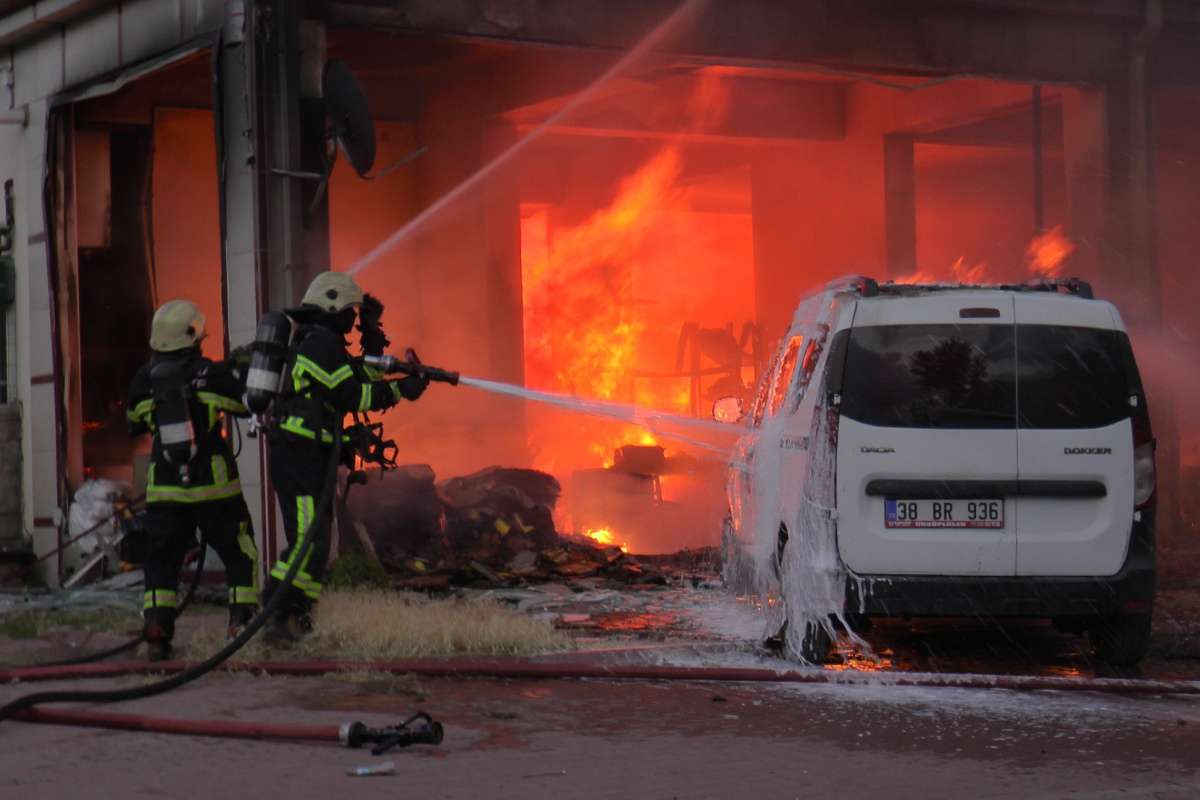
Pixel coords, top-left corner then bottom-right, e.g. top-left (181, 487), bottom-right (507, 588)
top-left (363, 350), bottom-right (460, 386)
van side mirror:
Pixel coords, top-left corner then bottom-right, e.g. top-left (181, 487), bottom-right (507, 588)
top-left (712, 396), bottom-right (744, 424)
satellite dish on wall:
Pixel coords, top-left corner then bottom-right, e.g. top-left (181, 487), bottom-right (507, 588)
top-left (323, 59), bottom-right (376, 178)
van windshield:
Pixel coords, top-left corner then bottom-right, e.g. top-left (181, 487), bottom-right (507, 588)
top-left (840, 324), bottom-right (1016, 429)
top-left (838, 323), bottom-right (1137, 430)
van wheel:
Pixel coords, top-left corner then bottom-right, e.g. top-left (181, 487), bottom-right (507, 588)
top-left (720, 515), bottom-right (754, 592)
top-left (1088, 613), bottom-right (1152, 666)
top-left (798, 620), bottom-right (833, 664)
top-left (772, 522), bottom-right (789, 580)
top-left (774, 522), bottom-right (835, 664)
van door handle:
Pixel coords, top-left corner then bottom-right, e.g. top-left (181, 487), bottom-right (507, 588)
top-left (865, 479), bottom-right (1106, 499)
top-left (1017, 480), bottom-right (1107, 498)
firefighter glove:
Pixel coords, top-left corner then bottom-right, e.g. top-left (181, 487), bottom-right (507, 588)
top-left (395, 373), bottom-right (428, 401)
top-left (358, 294), bottom-right (390, 356)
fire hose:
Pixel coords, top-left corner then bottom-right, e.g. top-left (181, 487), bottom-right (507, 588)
top-left (27, 542), bottom-right (208, 669)
top-left (3, 657), bottom-right (1196, 696)
top-left (10, 707), bottom-right (443, 754)
top-left (1, 350), bottom-right (462, 740)
top-left (0, 421), bottom-right (351, 722)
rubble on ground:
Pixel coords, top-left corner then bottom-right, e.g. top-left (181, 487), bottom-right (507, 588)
top-left (342, 463), bottom-right (720, 590)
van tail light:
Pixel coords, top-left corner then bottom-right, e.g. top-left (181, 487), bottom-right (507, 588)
top-left (1131, 396), bottom-right (1155, 509)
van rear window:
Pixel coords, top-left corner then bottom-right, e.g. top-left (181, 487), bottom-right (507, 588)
top-left (840, 325), bottom-right (1016, 429)
top-left (836, 323), bottom-right (1138, 430)
top-left (1016, 326), bottom-right (1134, 429)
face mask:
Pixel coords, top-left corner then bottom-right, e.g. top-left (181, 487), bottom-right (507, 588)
top-left (334, 307), bottom-right (358, 335)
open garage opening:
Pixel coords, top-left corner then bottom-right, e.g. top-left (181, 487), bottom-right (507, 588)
top-left (321, 28), bottom-right (1200, 561)
top-left (58, 52), bottom-right (221, 496)
top-left (48, 29), bottom-right (1200, 567)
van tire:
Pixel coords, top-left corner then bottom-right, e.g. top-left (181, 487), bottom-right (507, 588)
top-left (1088, 613), bottom-right (1152, 666)
top-left (798, 620), bottom-right (833, 664)
top-left (720, 515), bottom-right (755, 593)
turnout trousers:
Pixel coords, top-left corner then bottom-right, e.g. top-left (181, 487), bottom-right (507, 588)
top-left (142, 496), bottom-right (259, 642)
top-left (265, 438), bottom-right (334, 623)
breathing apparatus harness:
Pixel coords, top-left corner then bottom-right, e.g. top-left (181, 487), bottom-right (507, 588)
top-left (241, 294), bottom-right (459, 479)
top-left (147, 354), bottom-right (203, 485)
top-left (21, 347), bottom-right (262, 669)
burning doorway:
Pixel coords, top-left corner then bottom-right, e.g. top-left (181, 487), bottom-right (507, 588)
top-left (58, 52), bottom-right (221, 490)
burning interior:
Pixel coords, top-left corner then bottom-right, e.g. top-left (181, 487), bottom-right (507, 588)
top-left (55, 26), bottom-right (1200, 576)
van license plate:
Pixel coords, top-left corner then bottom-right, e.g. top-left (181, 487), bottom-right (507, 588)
top-left (884, 499), bottom-right (1003, 529)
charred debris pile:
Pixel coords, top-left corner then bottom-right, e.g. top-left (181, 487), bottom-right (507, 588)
top-left (341, 455), bottom-right (718, 591)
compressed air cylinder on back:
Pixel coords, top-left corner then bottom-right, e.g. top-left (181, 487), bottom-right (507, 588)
top-left (245, 311), bottom-right (293, 416)
top-left (148, 361), bottom-right (198, 476)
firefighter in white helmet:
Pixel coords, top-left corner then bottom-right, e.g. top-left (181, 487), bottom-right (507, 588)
top-left (263, 271), bottom-right (427, 643)
top-left (126, 299), bottom-right (259, 661)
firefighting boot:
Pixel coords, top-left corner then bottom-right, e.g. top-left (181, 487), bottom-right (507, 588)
top-left (146, 639), bottom-right (174, 662)
top-left (227, 603), bottom-right (257, 641)
top-left (263, 593), bottom-right (314, 647)
top-left (263, 613), bottom-right (305, 647)
top-left (144, 616), bottom-right (175, 663)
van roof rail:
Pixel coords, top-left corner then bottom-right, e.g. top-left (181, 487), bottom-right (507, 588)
top-left (859, 276), bottom-right (1096, 300)
top-left (825, 275), bottom-right (880, 297)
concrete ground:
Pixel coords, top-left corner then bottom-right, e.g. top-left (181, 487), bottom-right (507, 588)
top-left (4, 584), bottom-right (1200, 798)
top-left (2, 669), bottom-right (1200, 799)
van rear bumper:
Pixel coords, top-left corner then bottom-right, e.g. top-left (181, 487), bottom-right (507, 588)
top-left (844, 511), bottom-right (1156, 619)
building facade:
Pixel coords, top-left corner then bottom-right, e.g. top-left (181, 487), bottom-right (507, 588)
top-left (1, 0), bottom-right (1197, 582)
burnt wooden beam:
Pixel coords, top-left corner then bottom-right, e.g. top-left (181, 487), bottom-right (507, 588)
top-left (328, 0), bottom-right (1141, 85)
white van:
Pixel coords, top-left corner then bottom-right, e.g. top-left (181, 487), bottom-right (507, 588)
top-left (719, 277), bottom-right (1157, 666)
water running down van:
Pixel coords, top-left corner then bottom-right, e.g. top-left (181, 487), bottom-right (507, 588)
top-left (718, 277), bottom-right (1156, 666)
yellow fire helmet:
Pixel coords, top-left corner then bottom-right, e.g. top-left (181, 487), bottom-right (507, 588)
top-left (300, 270), bottom-right (364, 313)
top-left (149, 299), bottom-right (206, 353)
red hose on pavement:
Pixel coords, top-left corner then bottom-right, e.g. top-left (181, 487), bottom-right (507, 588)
top-left (12, 706), bottom-right (340, 744)
top-left (9, 706), bottom-right (444, 751)
top-left (2, 657), bottom-right (1197, 695)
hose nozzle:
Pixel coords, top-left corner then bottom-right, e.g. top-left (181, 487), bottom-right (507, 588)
top-left (362, 351), bottom-right (460, 386)
top-left (343, 712), bottom-right (444, 754)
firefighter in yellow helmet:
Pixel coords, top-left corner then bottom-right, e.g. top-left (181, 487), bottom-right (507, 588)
top-left (126, 299), bottom-right (259, 661)
top-left (263, 272), bottom-right (427, 642)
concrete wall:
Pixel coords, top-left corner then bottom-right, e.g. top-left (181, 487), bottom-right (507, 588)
top-left (0, 403), bottom-right (20, 551)
top-left (0, 0), bottom-right (225, 582)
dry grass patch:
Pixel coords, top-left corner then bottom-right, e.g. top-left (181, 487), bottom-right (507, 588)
top-left (302, 589), bottom-right (571, 660)
top-left (0, 607), bottom-right (135, 640)
top-left (183, 589), bottom-right (571, 661)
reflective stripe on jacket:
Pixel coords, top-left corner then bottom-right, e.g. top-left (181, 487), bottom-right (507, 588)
top-left (126, 351), bottom-right (248, 505)
top-left (275, 320), bottom-right (400, 446)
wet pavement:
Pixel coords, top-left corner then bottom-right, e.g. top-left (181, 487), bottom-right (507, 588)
top-left (479, 582), bottom-right (1200, 683)
top-left (3, 581), bottom-right (1200, 797)
top-left (3, 670), bottom-right (1199, 799)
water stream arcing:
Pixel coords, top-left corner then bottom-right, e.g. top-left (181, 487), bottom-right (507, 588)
top-left (346, 0), bottom-right (708, 277)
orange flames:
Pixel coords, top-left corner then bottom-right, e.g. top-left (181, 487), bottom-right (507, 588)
top-left (896, 226), bottom-right (1076, 285)
top-left (583, 527), bottom-right (629, 553)
top-left (518, 74), bottom-right (756, 553)
top-left (1026, 224), bottom-right (1076, 278)
top-left (521, 147), bottom-right (685, 478)
top-left (523, 146), bottom-right (682, 404)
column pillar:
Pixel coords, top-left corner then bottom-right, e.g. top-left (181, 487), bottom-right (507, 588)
top-left (883, 134), bottom-right (916, 280)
